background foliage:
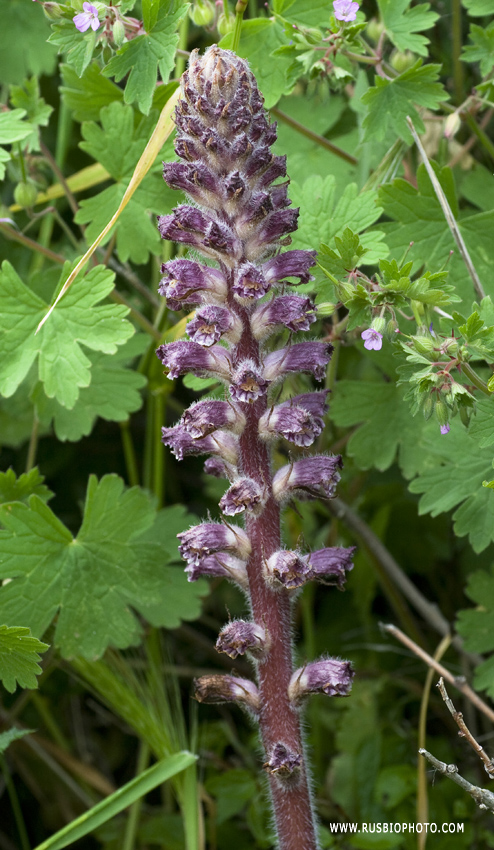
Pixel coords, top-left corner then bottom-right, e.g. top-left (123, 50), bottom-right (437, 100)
top-left (1, 0), bottom-right (494, 847)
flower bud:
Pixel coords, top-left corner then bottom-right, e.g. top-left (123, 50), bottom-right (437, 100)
top-left (300, 27), bottom-right (323, 44)
top-left (219, 478), bottom-right (266, 517)
top-left (189, 0), bottom-right (215, 27)
top-left (194, 674), bottom-right (260, 713)
top-left (42, 2), bottom-right (63, 20)
top-left (217, 10), bottom-right (235, 35)
top-left (264, 550), bottom-right (312, 590)
top-left (435, 398), bottom-right (449, 428)
top-left (112, 19), bottom-right (126, 47)
top-left (366, 17), bottom-right (384, 43)
top-left (273, 456), bottom-right (342, 502)
top-left (460, 405), bottom-right (471, 427)
top-left (422, 394), bottom-right (435, 421)
top-left (370, 316), bottom-right (386, 336)
top-left (216, 620), bottom-right (269, 659)
top-left (390, 50), bottom-right (416, 74)
top-left (384, 318), bottom-right (399, 340)
top-left (444, 112), bottom-right (461, 140)
top-left (413, 335), bottom-right (435, 356)
top-left (14, 181), bottom-right (38, 209)
top-left (263, 742), bottom-right (302, 783)
top-left (288, 658), bottom-right (354, 703)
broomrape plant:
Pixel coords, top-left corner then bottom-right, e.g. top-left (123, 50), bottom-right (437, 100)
top-left (156, 46), bottom-right (355, 849)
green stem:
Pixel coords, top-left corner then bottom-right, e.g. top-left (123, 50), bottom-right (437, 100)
top-left (461, 361), bottom-right (492, 396)
top-left (153, 392), bottom-right (165, 507)
top-left (232, 0), bottom-right (248, 52)
top-left (40, 141), bottom-right (78, 216)
top-left (29, 212), bottom-right (54, 275)
top-left (143, 392), bottom-right (155, 492)
top-left (270, 107), bottom-right (358, 165)
top-left (122, 741), bottom-right (150, 850)
top-left (120, 420), bottom-right (140, 487)
top-left (175, 13), bottom-right (189, 79)
top-left (25, 415), bottom-right (39, 473)
top-left (55, 99), bottom-right (74, 171)
top-left (17, 142), bottom-right (27, 183)
top-left (0, 754), bottom-right (31, 850)
top-left (452, 0), bottom-right (464, 105)
top-left (0, 222), bottom-right (65, 264)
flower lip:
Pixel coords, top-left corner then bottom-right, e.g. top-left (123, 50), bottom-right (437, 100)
top-left (289, 658), bottom-right (354, 702)
top-left (73, 2), bottom-right (101, 32)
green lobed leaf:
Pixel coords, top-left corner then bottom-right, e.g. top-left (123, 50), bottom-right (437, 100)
top-left (377, 165), bottom-right (494, 308)
top-left (332, 379), bottom-right (427, 477)
top-left (102, 0), bottom-right (188, 114)
top-left (205, 769), bottom-right (258, 824)
top-left (461, 22), bottom-right (494, 76)
top-left (457, 565), bottom-right (494, 665)
top-left (378, 0), bottom-right (439, 56)
top-left (0, 0), bottom-right (57, 85)
top-left (361, 61), bottom-right (448, 143)
top-left (0, 109), bottom-right (33, 180)
top-left (0, 727), bottom-right (34, 754)
top-left (0, 468), bottom-right (53, 506)
top-left (462, 0), bottom-right (494, 15)
top-left (10, 77), bottom-right (53, 152)
top-left (0, 261), bottom-right (134, 408)
top-left (0, 475), bottom-right (206, 659)
top-left (0, 625), bottom-right (49, 693)
top-left (291, 175), bottom-right (386, 258)
top-left (408, 421), bottom-right (494, 552)
top-left (74, 101), bottom-right (177, 264)
top-left (60, 63), bottom-right (124, 123)
top-left (32, 335), bottom-right (148, 442)
top-left (48, 19), bottom-right (98, 78)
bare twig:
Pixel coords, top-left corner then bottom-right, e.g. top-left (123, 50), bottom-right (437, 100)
top-left (437, 677), bottom-right (494, 778)
top-left (419, 748), bottom-right (494, 812)
top-left (382, 624), bottom-right (494, 725)
top-left (270, 107), bottom-right (358, 166)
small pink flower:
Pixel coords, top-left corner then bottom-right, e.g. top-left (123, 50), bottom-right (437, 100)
top-left (333, 0), bottom-right (359, 22)
top-left (361, 329), bottom-right (383, 351)
top-left (73, 2), bottom-right (101, 33)
top-left (440, 424), bottom-right (450, 435)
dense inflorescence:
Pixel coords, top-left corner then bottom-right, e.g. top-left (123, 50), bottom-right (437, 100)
top-left (156, 46), bottom-right (355, 850)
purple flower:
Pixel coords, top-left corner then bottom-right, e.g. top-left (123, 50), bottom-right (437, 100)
top-left (289, 658), bottom-right (354, 702)
top-left (263, 250), bottom-right (317, 285)
top-left (73, 2), bottom-right (101, 32)
top-left (159, 260), bottom-right (227, 309)
top-left (440, 423), bottom-right (450, 435)
top-left (181, 399), bottom-right (245, 438)
top-left (156, 340), bottom-right (231, 382)
top-left (203, 457), bottom-right (233, 479)
top-left (186, 305), bottom-right (241, 347)
top-left (178, 522), bottom-right (251, 565)
top-left (264, 342), bottom-right (333, 383)
top-left (184, 552), bottom-right (248, 587)
top-left (259, 391), bottom-right (329, 446)
top-left (272, 455), bottom-right (343, 502)
top-left (333, 0), bottom-right (359, 22)
top-left (263, 742), bottom-right (302, 781)
top-left (307, 547), bottom-right (355, 588)
top-left (219, 478), bottom-right (266, 516)
top-left (158, 206), bottom-right (240, 263)
top-left (161, 424), bottom-right (239, 465)
top-left (194, 675), bottom-right (260, 713)
top-left (230, 362), bottom-right (269, 404)
top-left (233, 263), bottom-right (270, 301)
top-left (264, 550), bottom-right (312, 590)
top-left (259, 396), bottom-right (327, 447)
top-left (216, 620), bottom-right (269, 659)
top-left (251, 295), bottom-right (316, 339)
top-left (361, 329), bottom-right (383, 351)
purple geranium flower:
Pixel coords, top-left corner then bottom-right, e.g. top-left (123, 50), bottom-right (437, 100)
top-left (440, 423), bottom-right (450, 435)
top-left (361, 329), bottom-right (383, 351)
top-left (333, 0), bottom-right (359, 22)
top-left (73, 2), bottom-right (101, 32)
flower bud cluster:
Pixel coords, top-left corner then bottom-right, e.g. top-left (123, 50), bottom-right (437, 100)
top-left (156, 47), bottom-right (354, 833)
